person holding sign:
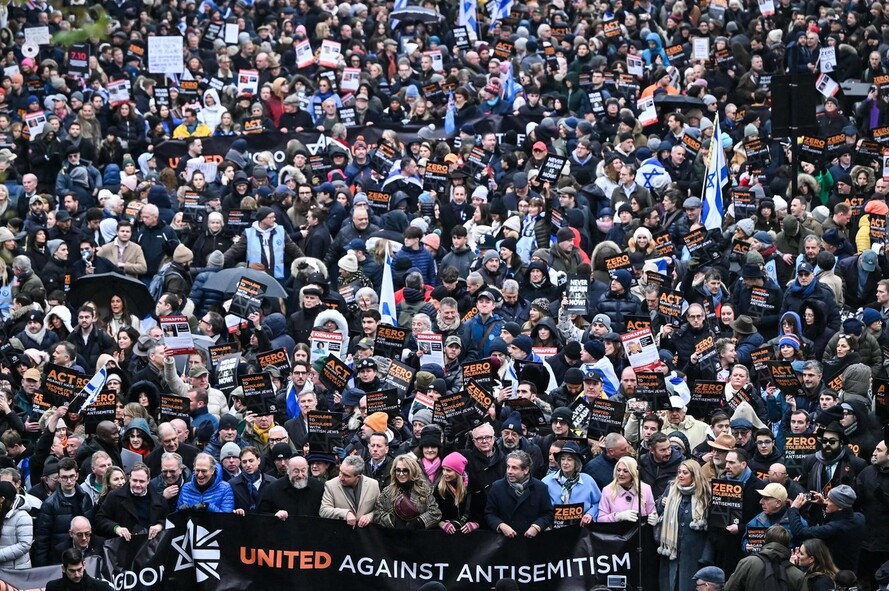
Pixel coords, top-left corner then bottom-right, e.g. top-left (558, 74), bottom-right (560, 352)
top-left (542, 442), bottom-right (601, 524)
top-left (743, 483), bottom-right (800, 553)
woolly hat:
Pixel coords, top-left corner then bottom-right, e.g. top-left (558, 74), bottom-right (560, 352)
top-left (412, 408), bottom-right (433, 427)
top-left (414, 371), bottom-right (436, 393)
top-left (338, 253), bottom-right (359, 273)
top-left (753, 231), bottom-right (773, 245)
top-left (502, 412), bottom-right (523, 432)
top-left (363, 412), bottom-right (389, 433)
top-left (736, 218), bottom-right (754, 237)
top-left (778, 334), bottom-right (801, 350)
top-left (220, 442), bottom-right (241, 460)
top-left (862, 308), bottom-right (883, 326)
top-left (442, 451), bottom-right (468, 476)
top-left (47, 239), bottom-right (64, 256)
top-left (585, 339), bottom-right (606, 360)
top-left (828, 484), bottom-right (856, 509)
top-left (207, 250), bottom-right (224, 268)
top-left (612, 269), bottom-right (632, 291)
top-left (512, 334), bottom-right (533, 355)
top-left (219, 414), bottom-right (239, 430)
top-left (173, 244), bottom-right (193, 264)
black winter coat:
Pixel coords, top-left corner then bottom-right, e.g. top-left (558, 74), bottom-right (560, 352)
top-left (94, 485), bottom-right (169, 538)
top-left (34, 488), bottom-right (94, 566)
top-left (257, 475), bottom-right (323, 517)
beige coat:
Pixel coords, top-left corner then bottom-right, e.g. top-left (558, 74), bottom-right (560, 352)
top-left (97, 240), bottom-right (148, 276)
top-left (320, 475), bottom-right (380, 520)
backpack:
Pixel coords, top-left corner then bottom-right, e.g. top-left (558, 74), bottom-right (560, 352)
top-left (757, 553), bottom-right (792, 591)
top-left (148, 262), bottom-right (174, 300)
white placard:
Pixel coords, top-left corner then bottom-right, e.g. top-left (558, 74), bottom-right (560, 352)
top-left (415, 333), bottom-right (444, 369)
top-left (318, 39), bottom-right (341, 68)
top-left (424, 50), bottom-right (443, 73)
top-left (310, 330), bottom-right (344, 364)
top-left (24, 111), bottom-right (46, 136)
top-left (107, 79), bottom-right (131, 106)
top-left (620, 328), bottom-right (661, 372)
top-left (627, 54), bottom-right (644, 78)
top-left (224, 23), bottom-right (239, 45)
top-left (295, 40), bottom-right (314, 69)
top-left (692, 37), bottom-right (710, 61)
top-left (819, 47), bottom-right (836, 73)
top-left (159, 315), bottom-right (195, 356)
top-left (882, 155), bottom-right (889, 182)
top-left (3, 65), bottom-right (19, 78)
top-left (637, 95), bottom-right (657, 126)
top-left (815, 73), bottom-right (839, 98)
top-left (147, 36), bottom-right (184, 74)
top-left (340, 67), bottom-right (361, 92)
top-left (236, 69), bottom-right (259, 96)
top-left (186, 160), bottom-right (218, 183)
top-left (24, 26), bottom-right (50, 46)
top-left (757, 0), bottom-right (775, 16)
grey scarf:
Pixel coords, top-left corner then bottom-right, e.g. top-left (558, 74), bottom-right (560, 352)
top-left (509, 474), bottom-right (531, 497)
top-left (26, 325), bottom-right (47, 345)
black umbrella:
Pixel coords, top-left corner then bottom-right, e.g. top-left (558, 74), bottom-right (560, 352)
top-left (389, 7), bottom-right (445, 26)
top-left (68, 273), bottom-right (155, 318)
top-left (202, 268), bottom-right (288, 299)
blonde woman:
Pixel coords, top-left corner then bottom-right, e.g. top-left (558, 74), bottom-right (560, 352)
top-left (374, 454), bottom-right (442, 529)
top-left (597, 456), bottom-right (657, 522)
top-left (657, 460), bottom-right (711, 591)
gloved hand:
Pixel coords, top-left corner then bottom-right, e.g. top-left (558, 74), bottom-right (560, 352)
top-left (615, 510), bottom-right (639, 522)
top-left (441, 521), bottom-right (457, 535)
top-left (462, 521), bottom-right (480, 533)
top-left (333, 446), bottom-right (346, 462)
top-left (647, 512), bottom-right (659, 526)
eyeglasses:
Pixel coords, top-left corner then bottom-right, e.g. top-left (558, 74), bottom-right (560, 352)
top-left (474, 436), bottom-right (494, 442)
top-left (292, 370), bottom-right (307, 375)
top-left (394, 468), bottom-right (410, 474)
top-left (820, 438), bottom-right (840, 445)
top-left (199, 318), bottom-right (210, 325)
top-left (269, 437), bottom-right (287, 443)
top-left (59, 474), bottom-right (78, 481)
top-left (552, 418), bottom-right (568, 424)
top-left (756, 440), bottom-right (772, 446)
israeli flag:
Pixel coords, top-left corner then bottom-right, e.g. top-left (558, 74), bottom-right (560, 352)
top-left (79, 366), bottom-right (108, 411)
top-left (458, 0), bottom-right (478, 38)
top-left (635, 156), bottom-right (670, 191)
top-left (488, 0), bottom-right (513, 32)
top-left (501, 61), bottom-right (522, 103)
top-left (444, 91), bottom-right (456, 135)
top-left (702, 118), bottom-right (729, 231)
top-left (379, 249), bottom-right (398, 327)
top-left (391, 0), bottom-right (408, 28)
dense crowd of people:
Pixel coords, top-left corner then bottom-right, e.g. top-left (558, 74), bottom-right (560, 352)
top-left (2, 0), bottom-right (889, 589)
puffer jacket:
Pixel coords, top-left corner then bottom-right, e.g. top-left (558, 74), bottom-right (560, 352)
top-left (824, 330), bottom-right (882, 377)
top-left (594, 290), bottom-right (642, 333)
top-left (177, 468), bottom-right (235, 513)
top-left (724, 542), bottom-right (807, 591)
top-left (0, 495), bottom-right (32, 569)
top-left (33, 487), bottom-right (93, 566)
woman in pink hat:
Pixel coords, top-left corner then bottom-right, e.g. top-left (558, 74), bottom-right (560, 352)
top-left (433, 452), bottom-right (480, 535)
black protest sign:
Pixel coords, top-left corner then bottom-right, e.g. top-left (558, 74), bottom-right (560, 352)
top-left (871, 215), bottom-right (886, 244)
top-left (748, 287), bottom-right (775, 321)
top-left (605, 253), bottom-right (632, 276)
top-left (570, 397), bottom-right (592, 436)
top-left (645, 271), bottom-right (668, 288)
top-left (731, 239), bottom-right (750, 258)
top-left (153, 87), bottom-right (170, 107)
top-left (365, 191), bottom-right (391, 214)
top-left (307, 410), bottom-right (343, 453)
top-left (366, 389), bottom-right (400, 418)
top-left (683, 228), bottom-right (715, 260)
top-left (726, 383), bottom-right (755, 413)
top-left (708, 479), bottom-right (744, 529)
top-left (422, 161), bottom-right (449, 194)
top-left (41, 363), bottom-right (80, 407)
top-left (743, 136), bottom-right (771, 171)
top-left (586, 398), bottom-right (626, 439)
top-left (338, 107), bottom-right (357, 127)
top-left (799, 136), bottom-right (825, 164)
top-left (768, 361), bottom-right (803, 398)
top-left (825, 371), bottom-right (843, 393)
top-left (226, 209), bottom-right (252, 233)
top-left (83, 391), bottom-right (118, 435)
top-left (229, 278), bottom-right (265, 319)
top-left (553, 503), bottom-right (585, 529)
top-left (509, 396), bottom-right (548, 432)
top-left (320, 354), bottom-right (353, 393)
top-left (875, 377), bottom-right (889, 421)
top-left (658, 290), bottom-right (684, 322)
top-left (625, 315), bottom-right (652, 332)
top-left (421, 83), bottom-right (447, 106)
top-left (462, 360), bottom-right (495, 394)
top-left (67, 44), bottom-right (90, 77)
top-left (635, 372), bottom-right (669, 410)
top-left (382, 359), bottom-right (415, 400)
top-left (374, 325), bottom-right (408, 359)
top-left (784, 435), bottom-right (818, 477)
top-left (665, 44), bottom-right (687, 66)
top-left (238, 373), bottom-right (277, 415)
top-left (215, 353), bottom-right (240, 395)
top-left (652, 231), bottom-right (674, 257)
top-left (732, 189), bottom-right (756, 220)
top-left (257, 348), bottom-right (291, 376)
top-left (126, 40), bottom-right (145, 64)
top-left (844, 194), bottom-right (865, 219)
top-left (454, 26), bottom-right (471, 50)
top-left (689, 380), bottom-right (724, 417)
top-left (208, 343), bottom-right (238, 366)
top-left (858, 140), bottom-right (882, 163)
top-left (160, 394), bottom-right (190, 423)
top-left (746, 526), bottom-right (767, 553)
top-left (181, 192), bottom-right (204, 225)
top-left (492, 40), bottom-right (514, 60)
top-left (750, 345), bottom-right (773, 387)
top-left (875, 126), bottom-right (889, 146)
top-left (538, 154), bottom-right (567, 183)
top-left (370, 142), bottom-right (398, 176)
top-left (465, 379), bottom-right (493, 415)
top-left (694, 333), bottom-right (718, 374)
top-left (681, 133), bottom-right (702, 158)
top-left (433, 393), bottom-right (484, 436)
top-left (465, 146), bottom-right (492, 182)
top-left (565, 276), bottom-right (589, 314)
top-left (825, 133), bottom-right (846, 157)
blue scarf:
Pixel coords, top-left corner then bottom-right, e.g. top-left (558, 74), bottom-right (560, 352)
top-left (285, 382), bottom-right (300, 420)
top-left (789, 278), bottom-right (818, 299)
top-left (727, 466), bottom-right (752, 484)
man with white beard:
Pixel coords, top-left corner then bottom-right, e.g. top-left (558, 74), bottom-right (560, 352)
top-left (257, 456), bottom-right (323, 520)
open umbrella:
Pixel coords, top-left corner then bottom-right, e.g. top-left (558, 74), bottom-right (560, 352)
top-left (202, 268), bottom-right (288, 299)
top-left (68, 273), bottom-right (155, 318)
top-left (653, 94), bottom-right (706, 110)
top-left (389, 7), bottom-right (445, 26)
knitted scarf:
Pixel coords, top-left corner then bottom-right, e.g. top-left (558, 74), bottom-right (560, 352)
top-left (509, 474), bottom-right (531, 496)
top-left (252, 423), bottom-right (273, 446)
top-left (421, 457), bottom-right (441, 483)
top-left (242, 469), bottom-right (261, 509)
top-left (658, 485), bottom-right (707, 560)
top-left (557, 470), bottom-right (581, 504)
top-left (25, 324), bottom-right (47, 345)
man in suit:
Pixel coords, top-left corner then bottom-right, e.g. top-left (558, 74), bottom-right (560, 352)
top-left (94, 463), bottom-right (168, 541)
top-left (319, 455), bottom-right (380, 527)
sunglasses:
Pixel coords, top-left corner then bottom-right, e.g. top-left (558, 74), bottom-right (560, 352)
top-left (394, 468), bottom-right (410, 474)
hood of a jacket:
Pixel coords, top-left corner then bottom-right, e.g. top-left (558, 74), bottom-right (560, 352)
top-left (262, 313), bottom-right (288, 338)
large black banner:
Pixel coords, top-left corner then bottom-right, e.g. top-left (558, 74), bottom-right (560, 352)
top-left (154, 115), bottom-right (534, 172)
top-left (86, 513), bottom-right (637, 591)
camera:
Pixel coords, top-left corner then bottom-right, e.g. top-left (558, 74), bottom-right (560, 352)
top-left (607, 575), bottom-right (627, 589)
